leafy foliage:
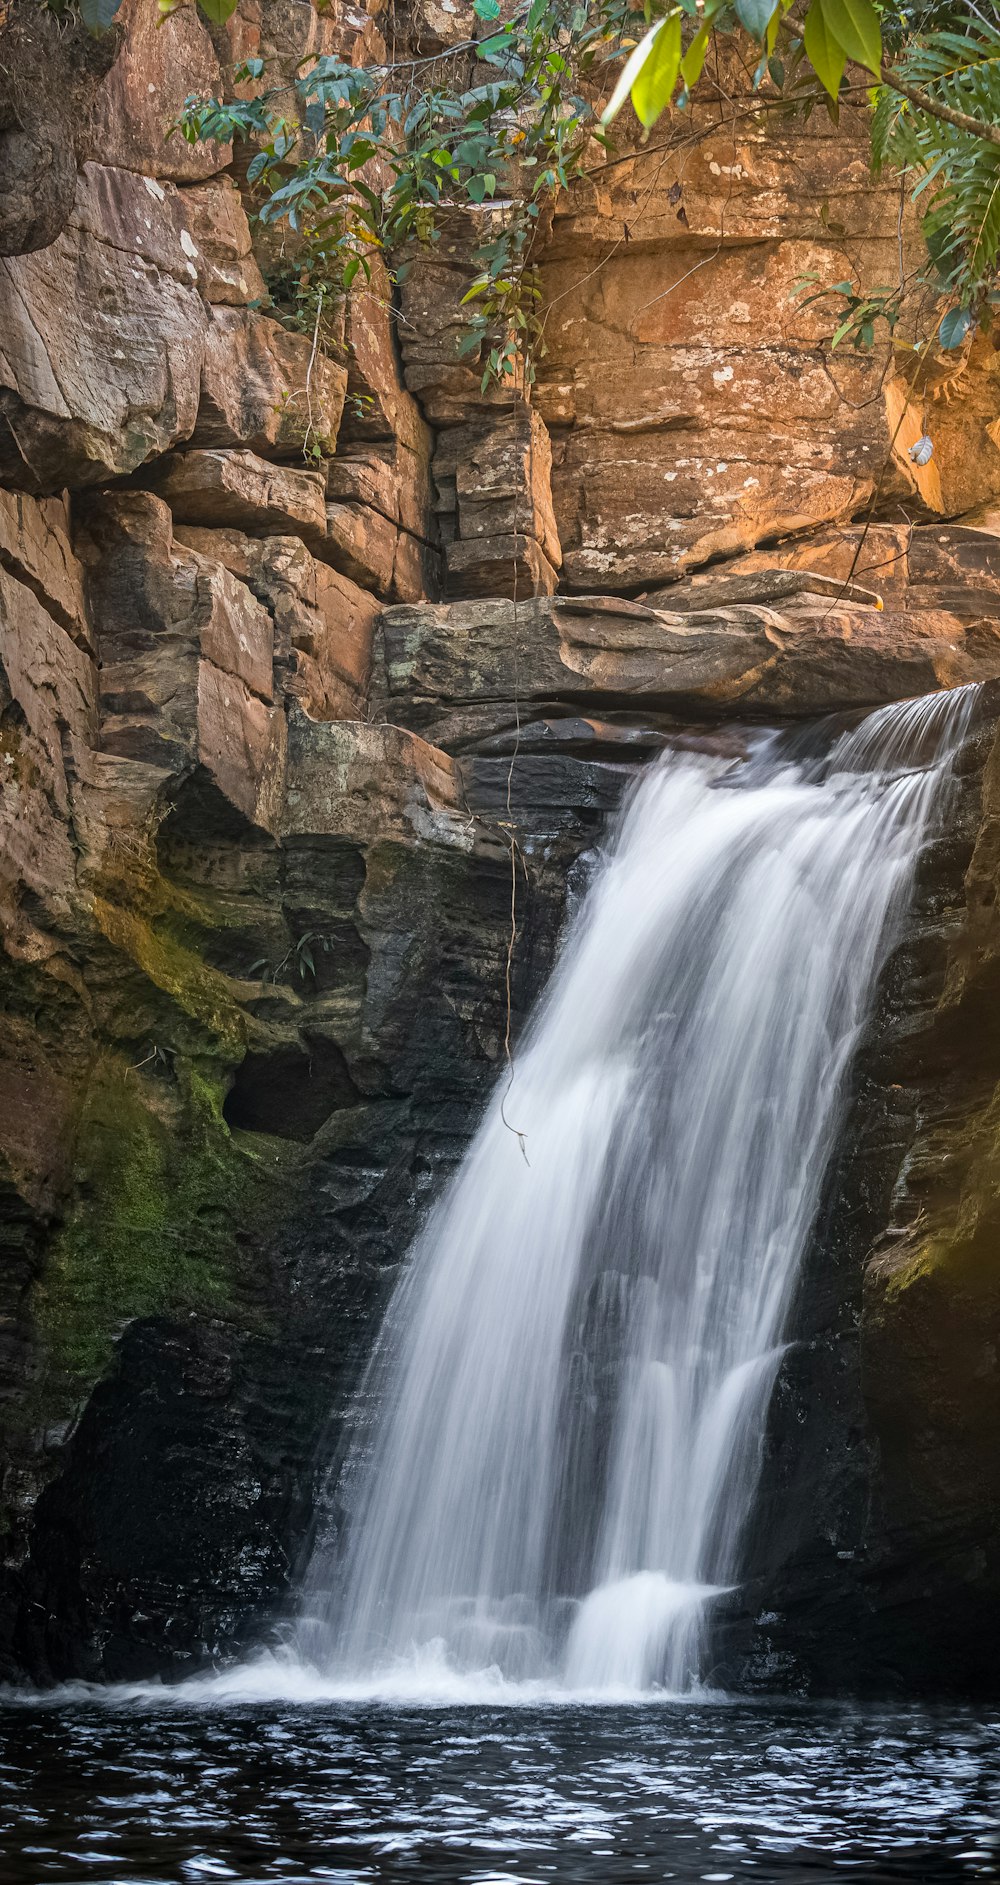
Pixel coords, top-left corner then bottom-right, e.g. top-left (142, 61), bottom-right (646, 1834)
top-left (180, 2), bottom-right (635, 389)
top-left (794, 273), bottom-right (905, 349)
top-left (169, 0), bottom-right (1000, 386)
top-left (870, 16), bottom-right (1000, 312)
top-left (65, 0), bottom-right (241, 27)
top-left (177, 0), bottom-right (890, 390)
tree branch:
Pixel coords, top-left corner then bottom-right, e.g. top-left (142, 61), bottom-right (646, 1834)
top-left (880, 63), bottom-right (1000, 149)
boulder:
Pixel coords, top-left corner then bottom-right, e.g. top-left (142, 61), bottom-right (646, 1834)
top-left (325, 501), bottom-right (399, 596)
top-left (192, 309), bottom-right (348, 459)
top-left (82, 0), bottom-right (228, 183)
top-left (148, 450), bottom-right (328, 542)
top-left (433, 404), bottom-right (562, 600)
top-left (283, 712), bottom-right (468, 850)
top-left (0, 165), bottom-right (208, 492)
top-left (81, 493), bottom-right (283, 832)
top-left (445, 534), bottom-right (560, 601)
top-left (177, 178), bottom-right (267, 307)
top-left (173, 526), bottom-right (379, 719)
top-left (327, 439), bottom-right (441, 600)
top-left (695, 523), bottom-right (1000, 621)
top-left (378, 590), bottom-right (1000, 745)
top-left (327, 444), bottom-right (431, 538)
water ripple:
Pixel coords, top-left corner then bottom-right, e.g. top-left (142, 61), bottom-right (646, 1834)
top-left (0, 1696), bottom-right (997, 1883)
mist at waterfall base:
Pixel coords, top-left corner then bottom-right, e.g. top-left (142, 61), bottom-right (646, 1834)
top-left (6, 686), bottom-right (1000, 1885)
top-left (297, 685), bottom-right (978, 1703)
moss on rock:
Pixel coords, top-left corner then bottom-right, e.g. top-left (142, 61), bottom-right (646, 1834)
top-left (31, 1051), bottom-right (291, 1394)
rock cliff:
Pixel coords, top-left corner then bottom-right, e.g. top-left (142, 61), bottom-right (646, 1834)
top-left (0, 0), bottom-right (999, 1690)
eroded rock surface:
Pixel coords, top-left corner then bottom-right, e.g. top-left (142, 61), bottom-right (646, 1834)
top-left (1, 0), bottom-right (1000, 1695)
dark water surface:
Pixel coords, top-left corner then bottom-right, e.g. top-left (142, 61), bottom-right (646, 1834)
top-left (1, 1696), bottom-right (998, 1885)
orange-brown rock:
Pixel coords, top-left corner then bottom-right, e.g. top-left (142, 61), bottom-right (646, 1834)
top-left (178, 178), bottom-right (267, 308)
top-left (379, 588), bottom-right (1000, 745)
top-left (81, 492), bottom-right (284, 831)
top-left (149, 450), bottom-right (328, 542)
top-left (193, 308), bottom-right (348, 460)
top-left (82, 0), bottom-right (227, 182)
top-left (0, 164), bottom-right (208, 492)
top-left (173, 525), bottom-right (380, 719)
top-left (325, 501), bottom-right (399, 598)
top-left (0, 490), bottom-right (90, 647)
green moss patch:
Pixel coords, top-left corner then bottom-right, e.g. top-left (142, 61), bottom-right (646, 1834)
top-left (32, 1052), bottom-right (290, 1392)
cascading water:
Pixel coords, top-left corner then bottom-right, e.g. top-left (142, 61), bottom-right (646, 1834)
top-left (298, 686), bottom-right (977, 1698)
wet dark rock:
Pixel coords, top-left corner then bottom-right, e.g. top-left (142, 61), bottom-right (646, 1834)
top-left (712, 715), bottom-right (1000, 1698)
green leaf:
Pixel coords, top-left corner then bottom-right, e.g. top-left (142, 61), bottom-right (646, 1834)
top-left (195, 0), bottom-right (240, 21)
top-left (631, 13), bottom-right (682, 128)
top-left (79, 0), bottom-right (124, 31)
top-left (680, 20), bottom-right (712, 89)
top-left (803, 0), bottom-right (846, 99)
top-left (478, 31), bottom-right (514, 62)
top-left (474, 0), bottom-right (501, 18)
top-left (734, 0), bottom-right (776, 40)
top-left (820, 0), bottom-right (882, 76)
top-left (601, 17), bottom-right (666, 125)
top-left (939, 306), bottom-right (975, 348)
top-left (343, 256), bottom-right (361, 290)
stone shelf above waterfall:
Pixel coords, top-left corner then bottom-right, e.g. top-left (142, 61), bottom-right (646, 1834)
top-left (375, 557), bottom-right (1000, 751)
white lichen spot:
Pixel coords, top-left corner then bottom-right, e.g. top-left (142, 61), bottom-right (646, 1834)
top-left (712, 365), bottom-right (734, 386)
top-left (708, 161), bottom-right (722, 176)
top-left (743, 476), bottom-right (760, 489)
top-left (179, 229), bottom-right (198, 259)
top-left (143, 177), bottom-right (166, 202)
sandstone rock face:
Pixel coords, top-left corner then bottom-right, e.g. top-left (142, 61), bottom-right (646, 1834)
top-left (83, 0), bottom-right (227, 182)
top-left (535, 106), bottom-right (1000, 589)
top-left (2, 0), bottom-right (1000, 1697)
top-left (173, 526), bottom-right (380, 718)
top-left (0, 491), bottom-right (90, 646)
top-left (377, 586), bottom-right (1000, 747)
top-left (0, 2), bottom-right (116, 256)
top-left (149, 450), bottom-right (329, 541)
top-left (178, 178), bottom-right (267, 308)
top-left (0, 165), bottom-right (208, 492)
top-left (81, 492), bottom-right (286, 834)
top-left (193, 310), bottom-right (348, 459)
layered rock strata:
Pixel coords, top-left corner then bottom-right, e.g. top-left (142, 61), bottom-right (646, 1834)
top-left (1, 0), bottom-right (999, 1688)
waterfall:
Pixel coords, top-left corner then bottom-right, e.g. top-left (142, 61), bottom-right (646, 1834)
top-left (299, 686), bottom-right (977, 1698)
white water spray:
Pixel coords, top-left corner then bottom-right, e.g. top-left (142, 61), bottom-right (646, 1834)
top-left (299, 688), bottom-right (976, 1698)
